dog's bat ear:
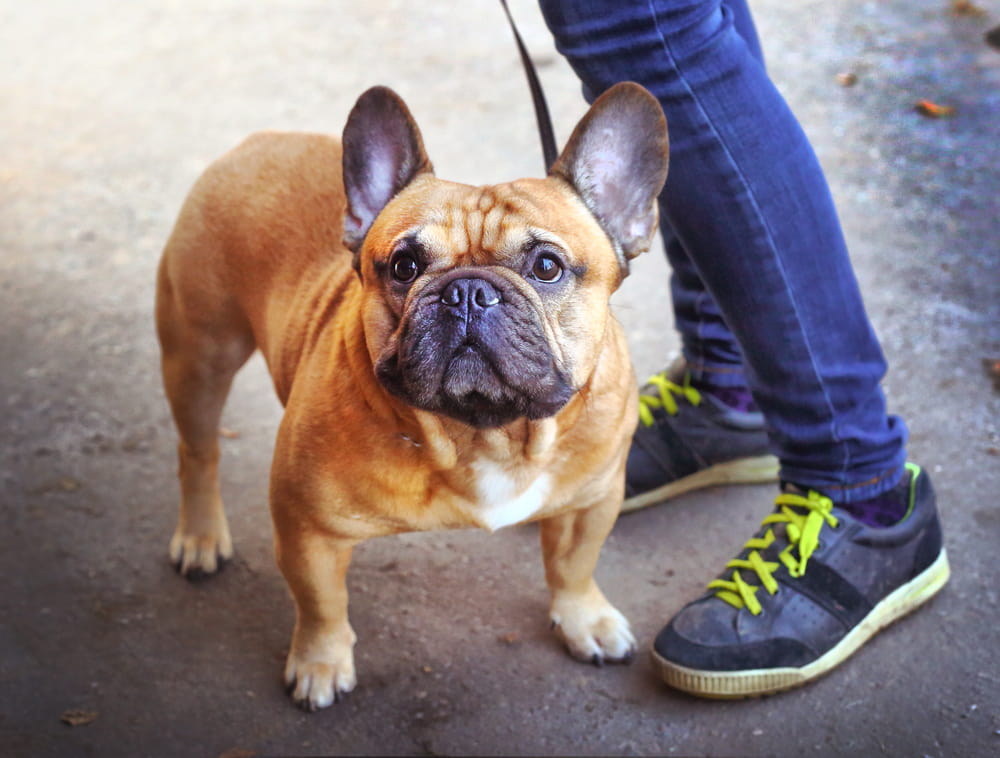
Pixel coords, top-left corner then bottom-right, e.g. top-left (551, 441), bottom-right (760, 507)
top-left (549, 82), bottom-right (669, 274)
top-left (342, 86), bottom-right (433, 257)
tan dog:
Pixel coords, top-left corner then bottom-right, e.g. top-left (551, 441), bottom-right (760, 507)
top-left (155, 82), bottom-right (668, 710)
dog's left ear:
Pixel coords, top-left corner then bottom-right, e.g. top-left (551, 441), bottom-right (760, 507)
top-left (550, 82), bottom-right (669, 272)
top-left (342, 86), bottom-right (433, 257)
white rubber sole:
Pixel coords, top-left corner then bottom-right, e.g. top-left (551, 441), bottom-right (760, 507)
top-left (653, 548), bottom-right (951, 699)
top-left (621, 455), bottom-right (780, 514)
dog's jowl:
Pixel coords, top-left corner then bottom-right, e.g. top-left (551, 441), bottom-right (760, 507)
top-left (155, 83), bottom-right (668, 710)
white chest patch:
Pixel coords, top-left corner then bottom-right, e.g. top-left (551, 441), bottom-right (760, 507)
top-left (469, 461), bottom-right (551, 532)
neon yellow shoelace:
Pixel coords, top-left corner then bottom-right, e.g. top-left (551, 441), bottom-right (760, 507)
top-left (708, 490), bottom-right (840, 616)
top-left (638, 371), bottom-right (701, 427)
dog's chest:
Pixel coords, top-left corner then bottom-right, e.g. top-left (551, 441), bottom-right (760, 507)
top-left (463, 460), bottom-right (551, 532)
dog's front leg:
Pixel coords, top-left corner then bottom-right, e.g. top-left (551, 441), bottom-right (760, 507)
top-left (539, 498), bottom-right (636, 665)
top-left (274, 525), bottom-right (358, 711)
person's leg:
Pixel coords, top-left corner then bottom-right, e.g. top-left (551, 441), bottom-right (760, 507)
top-left (539, 0), bottom-right (949, 697)
top-left (662, 0), bottom-right (760, 394)
top-left (614, 0), bottom-right (778, 510)
top-left (539, 0), bottom-right (907, 503)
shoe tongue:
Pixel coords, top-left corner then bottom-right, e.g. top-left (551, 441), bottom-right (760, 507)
top-left (741, 486), bottom-right (812, 560)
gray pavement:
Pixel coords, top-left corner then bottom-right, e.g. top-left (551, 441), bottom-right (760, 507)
top-left (2, 0), bottom-right (998, 756)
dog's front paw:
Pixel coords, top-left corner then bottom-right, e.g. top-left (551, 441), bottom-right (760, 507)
top-left (285, 659), bottom-right (356, 711)
top-left (169, 520), bottom-right (233, 578)
top-left (284, 628), bottom-right (357, 711)
top-left (550, 589), bottom-right (636, 665)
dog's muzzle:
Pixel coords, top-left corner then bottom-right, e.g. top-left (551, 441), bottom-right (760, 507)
top-left (376, 269), bottom-right (573, 428)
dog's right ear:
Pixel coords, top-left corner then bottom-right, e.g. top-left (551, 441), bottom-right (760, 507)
top-left (342, 86), bottom-right (433, 259)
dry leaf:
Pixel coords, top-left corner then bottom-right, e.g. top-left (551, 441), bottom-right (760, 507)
top-left (498, 632), bottom-right (521, 646)
top-left (950, 0), bottom-right (987, 17)
top-left (836, 72), bottom-right (858, 87)
top-left (985, 358), bottom-right (1000, 391)
top-left (915, 99), bottom-right (956, 118)
top-left (60, 709), bottom-right (98, 727)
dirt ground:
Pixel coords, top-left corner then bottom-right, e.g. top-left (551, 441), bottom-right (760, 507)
top-left (2, 1), bottom-right (998, 756)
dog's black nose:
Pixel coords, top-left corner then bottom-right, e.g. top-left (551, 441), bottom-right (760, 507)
top-left (440, 278), bottom-right (501, 310)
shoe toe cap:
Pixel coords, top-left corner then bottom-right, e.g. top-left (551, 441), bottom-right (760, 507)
top-left (654, 598), bottom-right (815, 672)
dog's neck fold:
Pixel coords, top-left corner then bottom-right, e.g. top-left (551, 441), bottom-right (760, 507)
top-left (410, 410), bottom-right (560, 472)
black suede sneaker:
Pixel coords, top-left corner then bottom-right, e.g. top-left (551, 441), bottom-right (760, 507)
top-left (652, 463), bottom-right (950, 698)
top-left (622, 364), bottom-right (779, 513)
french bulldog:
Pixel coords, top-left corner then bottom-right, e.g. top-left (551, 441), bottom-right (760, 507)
top-left (155, 82), bottom-right (668, 710)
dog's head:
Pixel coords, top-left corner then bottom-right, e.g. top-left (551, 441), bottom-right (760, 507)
top-left (341, 84), bottom-right (668, 428)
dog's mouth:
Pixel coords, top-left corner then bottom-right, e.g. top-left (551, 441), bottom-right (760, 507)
top-left (375, 272), bottom-right (574, 428)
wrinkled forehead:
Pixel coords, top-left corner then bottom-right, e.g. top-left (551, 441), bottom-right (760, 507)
top-left (369, 176), bottom-right (611, 268)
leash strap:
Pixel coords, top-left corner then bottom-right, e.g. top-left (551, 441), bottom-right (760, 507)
top-left (499, 0), bottom-right (558, 172)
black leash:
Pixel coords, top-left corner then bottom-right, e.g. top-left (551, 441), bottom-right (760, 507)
top-left (499, 0), bottom-right (558, 172)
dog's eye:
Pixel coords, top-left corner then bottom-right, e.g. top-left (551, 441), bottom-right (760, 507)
top-left (530, 253), bottom-right (563, 283)
top-left (391, 253), bottom-right (420, 283)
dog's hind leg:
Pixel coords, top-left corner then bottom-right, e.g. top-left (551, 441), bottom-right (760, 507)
top-left (155, 255), bottom-right (255, 578)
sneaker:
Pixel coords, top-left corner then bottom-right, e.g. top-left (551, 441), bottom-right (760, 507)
top-left (622, 363), bottom-right (779, 513)
top-left (652, 462), bottom-right (950, 698)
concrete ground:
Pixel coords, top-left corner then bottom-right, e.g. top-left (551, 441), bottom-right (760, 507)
top-left (2, 0), bottom-right (998, 756)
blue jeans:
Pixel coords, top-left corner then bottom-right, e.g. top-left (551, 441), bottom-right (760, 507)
top-left (538, 0), bottom-right (908, 502)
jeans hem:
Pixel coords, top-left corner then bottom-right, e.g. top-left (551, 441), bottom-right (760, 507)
top-left (778, 461), bottom-right (907, 504)
top-left (683, 353), bottom-right (748, 388)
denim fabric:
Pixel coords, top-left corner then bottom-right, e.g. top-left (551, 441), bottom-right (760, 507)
top-left (538, 0), bottom-right (908, 501)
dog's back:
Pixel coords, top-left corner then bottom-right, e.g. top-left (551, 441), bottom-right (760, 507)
top-left (156, 131), bottom-right (355, 401)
